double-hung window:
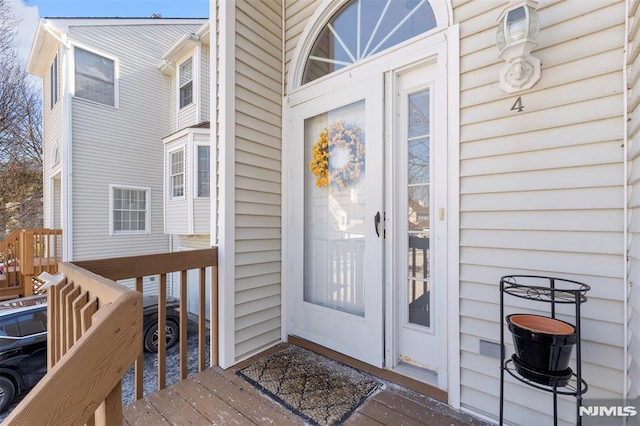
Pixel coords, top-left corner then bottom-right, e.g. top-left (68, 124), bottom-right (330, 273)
top-left (197, 146), bottom-right (210, 197)
top-left (50, 54), bottom-right (58, 109)
top-left (171, 150), bottom-right (185, 198)
top-left (179, 57), bottom-right (193, 108)
top-left (111, 186), bottom-right (150, 234)
top-left (75, 47), bottom-right (115, 106)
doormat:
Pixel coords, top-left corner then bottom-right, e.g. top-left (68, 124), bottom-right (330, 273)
top-left (237, 346), bottom-right (381, 426)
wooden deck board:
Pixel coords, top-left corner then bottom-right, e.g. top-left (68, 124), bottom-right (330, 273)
top-left (342, 411), bottom-right (386, 425)
top-left (170, 376), bottom-right (253, 425)
top-left (146, 386), bottom-right (215, 426)
top-left (357, 398), bottom-right (425, 425)
top-left (122, 399), bottom-right (170, 425)
top-left (124, 344), bottom-right (488, 426)
top-left (195, 367), bottom-right (304, 425)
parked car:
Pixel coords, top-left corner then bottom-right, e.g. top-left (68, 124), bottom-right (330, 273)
top-left (141, 295), bottom-right (180, 353)
top-left (0, 294), bottom-right (180, 413)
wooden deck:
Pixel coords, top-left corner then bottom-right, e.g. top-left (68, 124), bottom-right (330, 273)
top-left (123, 345), bottom-right (487, 426)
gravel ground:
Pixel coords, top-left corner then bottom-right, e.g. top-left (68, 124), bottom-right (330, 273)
top-left (122, 319), bottom-right (211, 405)
top-left (0, 319), bottom-right (210, 422)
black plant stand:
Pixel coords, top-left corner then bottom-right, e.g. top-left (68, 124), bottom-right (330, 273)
top-left (499, 275), bottom-right (590, 426)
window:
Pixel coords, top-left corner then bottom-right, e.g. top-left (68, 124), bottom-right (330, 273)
top-left (0, 310), bottom-right (46, 338)
top-left (303, 0), bottom-right (436, 84)
top-left (111, 186), bottom-right (150, 234)
top-left (171, 150), bottom-right (185, 198)
top-left (52, 142), bottom-right (61, 167)
top-left (50, 54), bottom-right (58, 109)
top-left (75, 47), bottom-right (115, 106)
top-left (197, 146), bottom-right (210, 197)
top-left (179, 57), bottom-right (193, 108)
top-left (17, 311), bottom-right (47, 336)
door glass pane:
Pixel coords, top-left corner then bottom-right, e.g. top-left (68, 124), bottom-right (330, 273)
top-left (303, 0), bottom-right (437, 84)
top-left (304, 100), bottom-right (366, 316)
top-left (407, 88), bottom-right (430, 328)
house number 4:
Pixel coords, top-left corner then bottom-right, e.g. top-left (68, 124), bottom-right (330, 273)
top-left (511, 97), bottom-right (524, 112)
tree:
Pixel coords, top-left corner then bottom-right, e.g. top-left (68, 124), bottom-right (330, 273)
top-left (0, 0), bottom-right (43, 238)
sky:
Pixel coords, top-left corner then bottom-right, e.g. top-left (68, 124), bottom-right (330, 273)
top-left (10, 0), bottom-right (209, 64)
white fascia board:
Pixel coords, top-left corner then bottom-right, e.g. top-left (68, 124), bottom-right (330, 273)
top-left (163, 127), bottom-right (210, 144)
top-left (46, 18), bottom-right (207, 30)
top-left (195, 20), bottom-right (210, 41)
top-left (27, 20), bottom-right (62, 76)
top-left (161, 33), bottom-right (202, 62)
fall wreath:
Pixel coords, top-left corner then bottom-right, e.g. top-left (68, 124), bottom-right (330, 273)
top-left (309, 120), bottom-right (364, 191)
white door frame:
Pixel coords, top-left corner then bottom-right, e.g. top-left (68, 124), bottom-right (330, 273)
top-left (283, 23), bottom-right (461, 409)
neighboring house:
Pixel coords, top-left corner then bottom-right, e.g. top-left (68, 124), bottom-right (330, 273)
top-left (158, 23), bottom-right (212, 315)
top-left (26, 18), bottom-right (207, 294)
top-left (25, 0), bottom-right (640, 425)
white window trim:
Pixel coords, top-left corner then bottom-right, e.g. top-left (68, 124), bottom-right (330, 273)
top-left (168, 146), bottom-right (186, 200)
top-left (178, 54), bottom-right (197, 110)
top-left (195, 144), bottom-right (211, 199)
top-left (109, 184), bottom-right (151, 236)
top-left (71, 43), bottom-right (119, 109)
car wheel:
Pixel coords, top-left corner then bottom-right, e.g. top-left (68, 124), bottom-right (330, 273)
top-left (144, 320), bottom-right (179, 352)
top-left (0, 376), bottom-right (15, 413)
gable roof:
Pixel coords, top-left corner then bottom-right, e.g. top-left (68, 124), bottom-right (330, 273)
top-left (27, 17), bottom-right (208, 77)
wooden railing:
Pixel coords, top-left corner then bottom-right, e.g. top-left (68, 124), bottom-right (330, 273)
top-left (0, 228), bottom-right (62, 299)
top-left (3, 262), bottom-right (142, 425)
top-left (73, 247), bottom-right (218, 398)
top-left (3, 247), bottom-right (218, 425)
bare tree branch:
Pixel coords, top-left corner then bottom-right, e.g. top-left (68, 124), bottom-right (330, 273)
top-left (0, 0), bottom-right (43, 237)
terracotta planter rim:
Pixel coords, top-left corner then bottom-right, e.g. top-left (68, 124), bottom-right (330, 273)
top-left (508, 314), bottom-right (575, 335)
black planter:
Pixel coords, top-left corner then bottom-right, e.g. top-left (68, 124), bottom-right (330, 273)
top-left (507, 314), bottom-right (577, 375)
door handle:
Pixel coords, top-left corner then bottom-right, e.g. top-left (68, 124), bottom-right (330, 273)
top-left (374, 211), bottom-right (381, 237)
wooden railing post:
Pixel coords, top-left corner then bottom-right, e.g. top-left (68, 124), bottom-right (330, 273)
top-left (95, 381), bottom-right (123, 426)
top-left (4, 262), bottom-right (142, 426)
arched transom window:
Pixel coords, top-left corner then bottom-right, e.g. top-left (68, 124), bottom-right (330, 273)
top-left (303, 0), bottom-right (437, 84)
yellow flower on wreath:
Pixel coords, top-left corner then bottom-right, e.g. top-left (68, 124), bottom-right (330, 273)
top-left (309, 128), bottom-right (330, 187)
top-left (309, 120), bottom-right (364, 190)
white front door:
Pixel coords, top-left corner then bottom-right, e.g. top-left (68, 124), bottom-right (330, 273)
top-left (288, 58), bottom-right (449, 384)
top-left (290, 75), bottom-right (385, 367)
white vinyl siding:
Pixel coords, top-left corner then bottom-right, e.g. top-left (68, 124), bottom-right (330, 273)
top-left (168, 235), bottom-right (212, 319)
top-left (627, 0), bottom-right (640, 400)
top-left (454, 0), bottom-right (625, 424)
top-left (201, 45), bottom-right (210, 123)
top-left (43, 46), bottom-right (63, 230)
top-left (68, 22), bottom-right (204, 260)
top-left (284, 0), bottom-right (321, 96)
top-left (52, 178), bottom-right (61, 229)
top-left (170, 70), bottom-right (178, 131)
top-left (233, 0), bottom-right (283, 362)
